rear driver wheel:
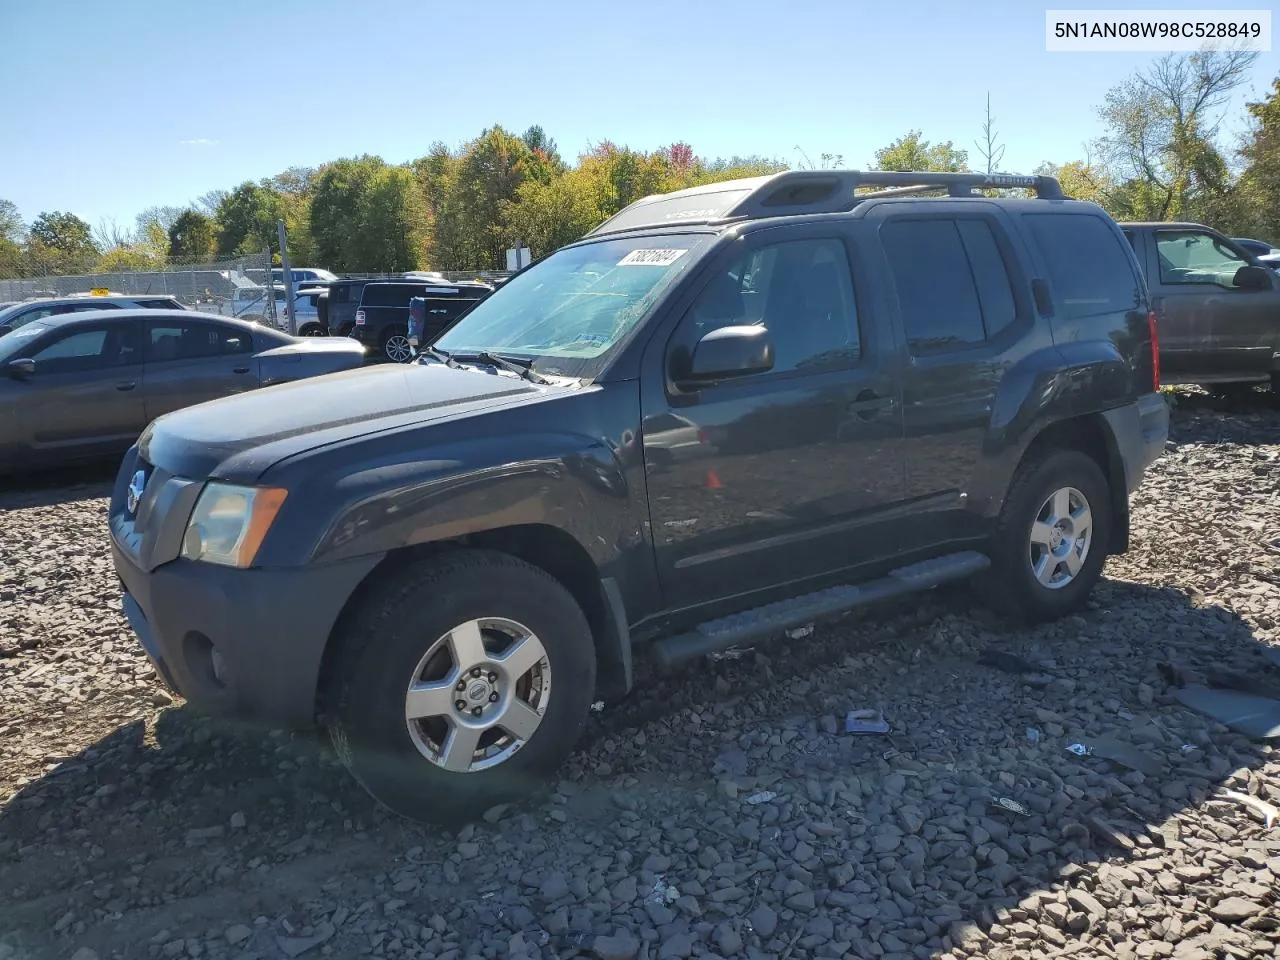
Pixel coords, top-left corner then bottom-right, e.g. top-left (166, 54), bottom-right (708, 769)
top-left (978, 448), bottom-right (1112, 623)
top-left (381, 330), bottom-right (413, 363)
top-left (326, 551), bottom-right (597, 824)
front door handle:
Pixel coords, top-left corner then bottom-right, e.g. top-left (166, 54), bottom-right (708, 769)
top-left (116, 382), bottom-right (136, 392)
top-left (233, 365), bottom-right (250, 374)
top-left (848, 390), bottom-right (893, 420)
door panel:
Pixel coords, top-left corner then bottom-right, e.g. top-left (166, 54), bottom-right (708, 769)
top-left (1, 321), bottom-right (146, 467)
top-left (642, 227), bottom-right (905, 611)
top-left (872, 204), bottom-right (1046, 548)
top-left (1151, 228), bottom-right (1280, 381)
top-left (142, 319), bottom-right (257, 420)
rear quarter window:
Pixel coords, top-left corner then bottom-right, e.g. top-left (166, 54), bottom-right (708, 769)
top-left (1021, 213), bottom-right (1142, 319)
top-left (360, 284), bottom-right (417, 308)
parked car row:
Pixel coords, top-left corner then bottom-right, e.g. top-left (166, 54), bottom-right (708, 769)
top-left (0, 309), bottom-right (365, 474)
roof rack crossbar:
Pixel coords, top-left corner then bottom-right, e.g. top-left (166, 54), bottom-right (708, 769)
top-left (585, 169), bottom-right (1064, 238)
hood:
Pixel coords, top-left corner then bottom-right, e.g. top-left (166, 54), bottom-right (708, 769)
top-left (140, 362), bottom-right (545, 482)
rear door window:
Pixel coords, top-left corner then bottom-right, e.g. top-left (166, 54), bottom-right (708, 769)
top-left (1021, 213), bottom-right (1141, 318)
top-left (881, 218), bottom-right (1018, 355)
top-left (146, 320), bottom-right (253, 362)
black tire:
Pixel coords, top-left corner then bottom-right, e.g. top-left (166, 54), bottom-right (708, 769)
top-left (298, 323), bottom-right (327, 337)
top-left (978, 448), bottom-right (1112, 623)
top-left (326, 550), bottom-right (597, 824)
top-left (380, 328), bottom-right (413, 363)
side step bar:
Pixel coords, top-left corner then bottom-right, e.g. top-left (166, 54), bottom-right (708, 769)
top-left (650, 551), bottom-right (991, 669)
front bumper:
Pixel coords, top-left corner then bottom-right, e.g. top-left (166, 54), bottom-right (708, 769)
top-left (109, 450), bottom-right (382, 729)
top-left (113, 545), bottom-right (380, 729)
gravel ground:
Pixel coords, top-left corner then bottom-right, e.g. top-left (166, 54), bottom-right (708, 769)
top-left (2, 390), bottom-right (1280, 960)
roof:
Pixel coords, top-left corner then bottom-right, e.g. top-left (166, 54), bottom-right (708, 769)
top-left (17, 308), bottom-right (267, 332)
top-left (585, 169), bottom-right (1066, 239)
top-left (8, 294), bottom-right (176, 308)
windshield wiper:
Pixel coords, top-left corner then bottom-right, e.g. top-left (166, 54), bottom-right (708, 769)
top-left (422, 345), bottom-right (461, 368)
top-left (463, 351), bottom-right (551, 385)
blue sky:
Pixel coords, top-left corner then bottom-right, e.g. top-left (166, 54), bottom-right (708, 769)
top-left (1, 0), bottom-right (1276, 232)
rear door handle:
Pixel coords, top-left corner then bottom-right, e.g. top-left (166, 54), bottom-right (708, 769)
top-left (116, 382), bottom-right (136, 392)
top-left (233, 365), bottom-right (250, 374)
top-left (848, 390), bottom-right (893, 419)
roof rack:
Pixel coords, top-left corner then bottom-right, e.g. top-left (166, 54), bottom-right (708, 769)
top-left (585, 169), bottom-right (1064, 238)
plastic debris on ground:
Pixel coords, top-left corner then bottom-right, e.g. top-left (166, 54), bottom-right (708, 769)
top-left (988, 796), bottom-right (1031, 817)
top-left (784, 623), bottom-right (815, 640)
top-left (845, 709), bottom-right (891, 735)
top-left (1173, 686), bottom-right (1280, 740)
top-left (744, 790), bottom-right (777, 805)
top-left (1220, 790), bottom-right (1279, 829)
top-left (708, 646), bottom-right (752, 662)
top-left (590, 700), bottom-right (605, 713)
top-left (1065, 734), bottom-right (1165, 776)
top-left (645, 876), bottom-right (680, 905)
top-left (1025, 727), bottom-right (1041, 743)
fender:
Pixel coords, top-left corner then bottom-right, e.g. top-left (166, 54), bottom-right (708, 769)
top-left (969, 339), bottom-right (1134, 516)
top-left (271, 430), bottom-right (645, 571)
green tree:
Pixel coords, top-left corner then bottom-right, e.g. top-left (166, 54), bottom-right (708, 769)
top-left (872, 131), bottom-right (970, 172)
top-left (438, 126), bottom-right (539, 269)
top-left (214, 182), bottom-right (279, 256)
top-left (167, 209), bottom-right (216, 262)
top-left (97, 244), bottom-right (162, 272)
top-left (359, 166), bottom-right (429, 271)
top-left (310, 155), bottom-right (386, 270)
top-left (27, 210), bottom-right (98, 273)
top-left (1239, 76), bottom-right (1280, 241)
top-left (0, 200), bottom-right (23, 279)
top-left (501, 172), bottom-right (604, 258)
top-left (1095, 50), bottom-right (1258, 221)
top-left (1034, 159), bottom-right (1114, 207)
top-left (0, 199), bottom-right (23, 242)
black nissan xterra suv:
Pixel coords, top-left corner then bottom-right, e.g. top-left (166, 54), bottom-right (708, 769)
top-left (109, 170), bottom-right (1169, 823)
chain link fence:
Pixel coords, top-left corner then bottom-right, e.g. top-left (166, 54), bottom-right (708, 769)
top-left (0, 251), bottom-right (275, 313)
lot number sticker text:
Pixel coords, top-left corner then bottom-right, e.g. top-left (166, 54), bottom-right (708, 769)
top-left (618, 248), bottom-right (688, 267)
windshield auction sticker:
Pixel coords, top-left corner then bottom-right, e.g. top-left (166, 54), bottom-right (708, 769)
top-left (618, 248), bottom-right (689, 267)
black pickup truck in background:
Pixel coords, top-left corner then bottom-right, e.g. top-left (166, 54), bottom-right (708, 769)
top-left (1121, 222), bottom-right (1280, 395)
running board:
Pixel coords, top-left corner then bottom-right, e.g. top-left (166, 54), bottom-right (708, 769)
top-left (650, 551), bottom-right (991, 669)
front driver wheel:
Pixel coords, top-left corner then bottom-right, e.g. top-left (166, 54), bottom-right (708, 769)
top-left (326, 551), bottom-right (597, 824)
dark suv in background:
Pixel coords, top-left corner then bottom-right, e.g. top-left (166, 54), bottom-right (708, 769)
top-left (109, 169), bottom-right (1167, 823)
top-left (347, 280), bottom-right (493, 362)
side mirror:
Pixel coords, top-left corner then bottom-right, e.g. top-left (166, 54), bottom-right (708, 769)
top-left (680, 325), bottom-right (774, 386)
top-left (7, 358), bottom-right (35, 379)
top-left (1235, 264), bottom-right (1273, 291)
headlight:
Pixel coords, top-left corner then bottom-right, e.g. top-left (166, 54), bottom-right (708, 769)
top-left (181, 482), bottom-right (288, 567)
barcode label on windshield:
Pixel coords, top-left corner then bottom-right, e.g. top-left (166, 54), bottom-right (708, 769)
top-left (618, 248), bottom-right (688, 267)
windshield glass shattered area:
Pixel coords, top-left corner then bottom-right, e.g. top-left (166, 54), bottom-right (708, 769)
top-left (433, 234), bottom-right (708, 379)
